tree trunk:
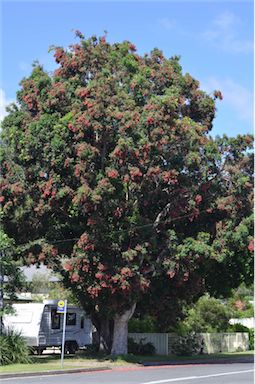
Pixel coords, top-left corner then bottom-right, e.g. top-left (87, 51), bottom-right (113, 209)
top-left (99, 317), bottom-right (112, 353)
top-left (111, 304), bottom-right (136, 355)
top-left (91, 314), bottom-right (113, 354)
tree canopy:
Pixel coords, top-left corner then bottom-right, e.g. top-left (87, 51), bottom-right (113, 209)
top-left (0, 230), bottom-right (25, 333)
top-left (1, 33), bottom-right (253, 353)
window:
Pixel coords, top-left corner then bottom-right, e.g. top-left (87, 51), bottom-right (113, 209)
top-left (80, 316), bottom-right (84, 329)
top-left (66, 313), bottom-right (76, 326)
top-left (51, 310), bottom-right (60, 329)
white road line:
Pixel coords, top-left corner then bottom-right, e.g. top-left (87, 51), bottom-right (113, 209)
top-left (140, 369), bottom-right (254, 384)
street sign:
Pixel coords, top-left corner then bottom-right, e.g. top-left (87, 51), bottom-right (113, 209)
top-left (57, 299), bottom-right (67, 369)
top-left (57, 300), bottom-right (65, 314)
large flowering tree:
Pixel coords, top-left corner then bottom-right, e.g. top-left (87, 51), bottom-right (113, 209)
top-left (1, 34), bottom-right (253, 354)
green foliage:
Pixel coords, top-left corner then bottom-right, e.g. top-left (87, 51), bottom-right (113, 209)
top-left (47, 283), bottom-right (79, 304)
top-left (227, 283), bottom-right (254, 319)
top-left (171, 333), bottom-right (200, 356)
top-left (128, 315), bottom-right (157, 333)
top-left (0, 230), bottom-right (25, 317)
top-left (0, 329), bottom-right (31, 365)
top-left (180, 295), bottom-right (232, 333)
top-left (248, 329), bottom-right (254, 350)
top-left (28, 272), bottom-right (78, 304)
top-left (128, 337), bottom-right (156, 355)
top-left (28, 272), bottom-right (54, 294)
top-left (228, 323), bottom-right (250, 333)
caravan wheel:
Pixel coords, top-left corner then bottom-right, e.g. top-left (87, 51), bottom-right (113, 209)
top-left (64, 341), bottom-right (78, 354)
top-left (37, 347), bottom-right (44, 355)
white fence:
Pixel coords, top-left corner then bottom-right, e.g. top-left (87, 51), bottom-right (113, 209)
top-left (128, 333), bottom-right (169, 355)
top-left (128, 332), bottom-right (249, 355)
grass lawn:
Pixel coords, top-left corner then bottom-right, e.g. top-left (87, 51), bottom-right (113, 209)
top-left (0, 350), bottom-right (253, 374)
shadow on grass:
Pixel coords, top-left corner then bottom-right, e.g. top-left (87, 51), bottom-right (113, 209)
top-left (31, 349), bottom-right (254, 366)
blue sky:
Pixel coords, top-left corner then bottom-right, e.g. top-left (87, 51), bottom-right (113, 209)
top-left (1, 0), bottom-right (253, 136)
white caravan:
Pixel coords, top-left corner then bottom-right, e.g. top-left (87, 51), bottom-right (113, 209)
top-left (3, 300), bottom-right (92, 354)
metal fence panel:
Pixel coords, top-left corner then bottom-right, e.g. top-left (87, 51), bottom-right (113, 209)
top-left (129, 332), bottom-right (249, 355)
top-left (128, 333), bottom-right (168, 355)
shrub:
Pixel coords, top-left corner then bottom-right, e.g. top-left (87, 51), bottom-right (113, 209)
top-left (0, 329), bottom-right (31, 365)
top-left (181, 294), bottom-right (232, 333)
top-left (171, 333), bottom-right (200, 356)
top-left (128, 337), bottom-right (156, 355)
top-left (248, 329), bottom-right (254, 350)
top-left (227, 323), bottom-right (249, 333)
top-left (227, 323), bottom-right (253, 350)
top-left (128, 315), bottom-right (157, 333)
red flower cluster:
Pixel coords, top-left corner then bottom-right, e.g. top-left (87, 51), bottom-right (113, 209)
top-left (167, 270), bottom-right (175, 279)
top-left (82, 264), bottom-right (89, 272)
top-left (130, 167), bottom-right (142, 181)
top-left (195, 194), bottom-right (203, 204)
top-left (120, 267), bottom-right (133, 277)
top-left (51, 248), bottom-right (58, 257)
top-left (95, 272), bottom-right (104, 279)
top-left (213, 90), bottom-right (223, 100)
top-left (76, 88), bottom-right (90, 99)
top-left (189, 208), bottom-right (200, 222)
top-left (113, 207), bottom-right (123, 218)
top-left (68, 123), bottom-right (78, 133)
top-left (248, 239), bottom-right (254, 253)
top-left (98, 263), bottom-right (108, 271)
top-left (107, 168), bottom-right (119, 179)
top-left (64, 263), bottom-right (73, 272)
top-left (129, 43), bottom-right (136, 52)
top-left (22, 94), bottom-right (39, 112)
top-left (74, 164), bottom-right (82, 178)
top-left (162, 171), bottom-right (178, 184)
top-left (87, 217), bottom-right (96, 226)
top-left (83, 243), bottom-right (95, 251)
top-left (87, 286), bottom-right (100, 298)
top-left (146, 117), bottom-right (154, 125)
top-left (234, 299), bottom-right (246, 311)
top-left (54, 47), bottom-right (65, 64)
top-left (147, 166), bottom-right (161, 177)
top-left (123, 174), bottom-right (130, 183)
top-left (42, 179), bottom-right (54, 198)
top-left (78, 233), bottom-right (89, 245)
top-left (71, 273), bottom-right (80, 282)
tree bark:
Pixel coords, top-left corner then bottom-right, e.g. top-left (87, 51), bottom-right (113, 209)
top-left (98, 317), bottom-right (112, 353)
top-left (91, 314), bottom-right (113, 353)
top-left (110, 303), bottom-right (136, 355)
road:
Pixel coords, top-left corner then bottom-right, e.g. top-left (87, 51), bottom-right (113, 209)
top-left (1, 363), bottom-right (253, 384)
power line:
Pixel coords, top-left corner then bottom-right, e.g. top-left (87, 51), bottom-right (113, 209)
top-left (7, 204), bottom-right (217, 250)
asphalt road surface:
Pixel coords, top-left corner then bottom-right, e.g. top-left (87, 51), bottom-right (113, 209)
top-left (2, 363), bottom-right (253, 384)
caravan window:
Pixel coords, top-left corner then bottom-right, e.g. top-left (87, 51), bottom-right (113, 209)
top-left (51, 309), bottom-right (60, 329)
top-left (80, 316), bottom-right (84, 329)
top-left (66, 313), bottom-right (76, 326)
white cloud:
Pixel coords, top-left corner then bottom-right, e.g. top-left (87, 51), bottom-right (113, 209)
top-left (202, 77), bottom-right (253, 121)
top-left (159, 18), bottom-right (176, 30)
top-left (202, 11), bottom-right (253, 54)
top-left (0, 89), bottom-right (13, 122)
